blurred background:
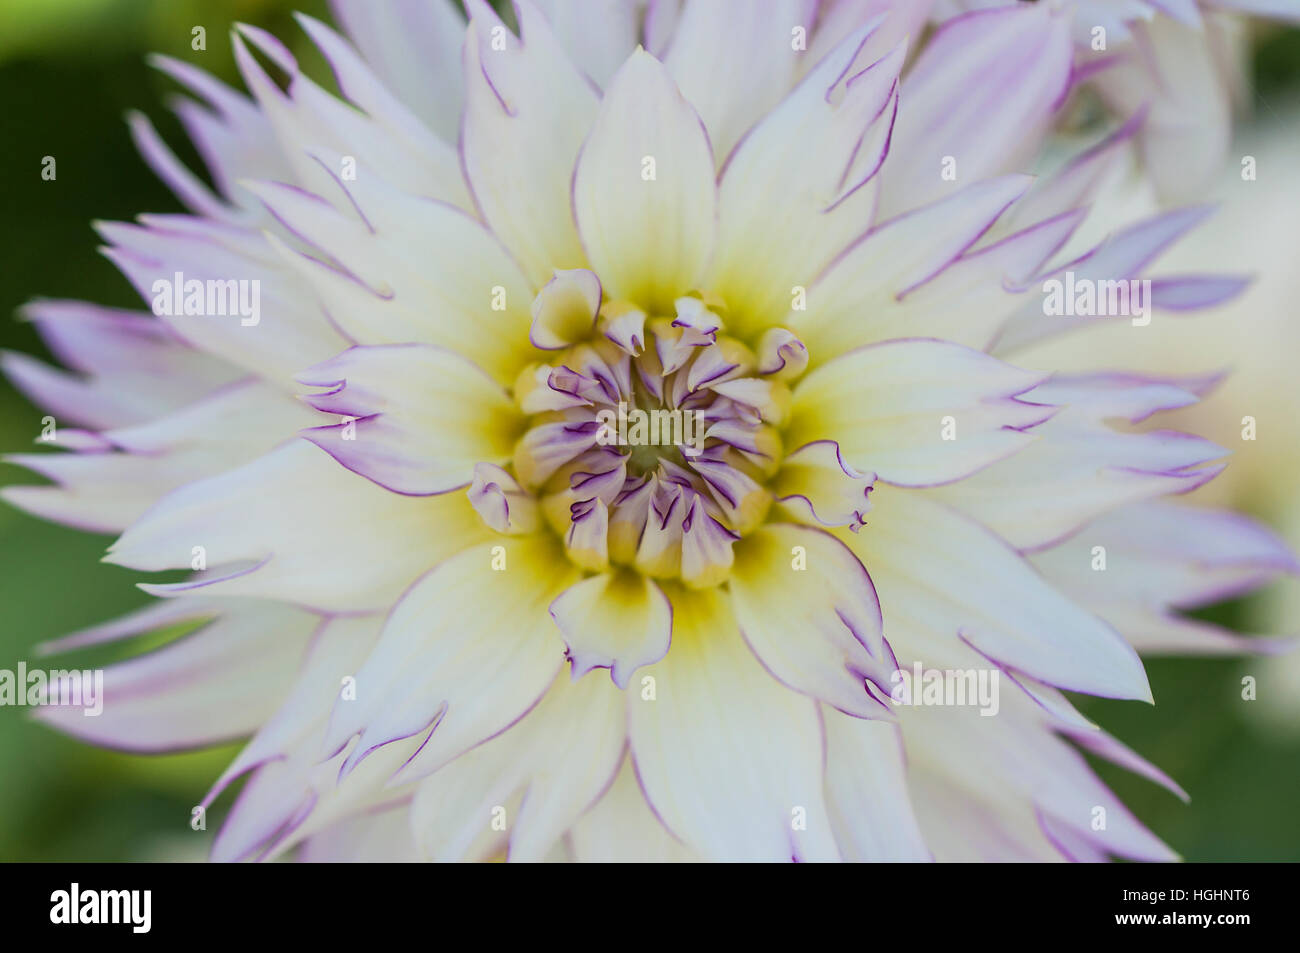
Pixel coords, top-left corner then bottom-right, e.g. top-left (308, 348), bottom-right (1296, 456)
top-left (0, 0), bottom-right (1296, 861)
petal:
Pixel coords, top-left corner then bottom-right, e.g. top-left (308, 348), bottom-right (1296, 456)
top-left (878, 3), bottom-right (1072, 216)
top-left (628, 584), bottom-right (840, 861)
top-left (899, 699), bottom-right (1176, 862)
top-left (805, 0), bottom-right (935, 76)
top-left (663, 0), bottom-right (816, 166)
top-left (97, 217), bottom-right (350, 385)
top-left (461, 1), bottom-right (599, 286)
top-left (299, 803), bottom-right (421, 862)
top-left (34, 601), bottom-right (316, 752)
top-left (532, 0), bottom-right (639, 88)
top-left (298, 344), bottom-right (522, 496)
top-left (678, 494), bottom-right (740, 588)
top-left (231, 22), bottom-right (470, 209)
top-left (569, 757), bottom-right (700, 862)
top-left (209, 613), bottom-right (383, 803)
top-left (773, 439), bottom-right (874, 529)
top-left (710, 28), bottom-right (904, 338)
top-left (322, 534), bottom-right (580, 784)
top-left (845, 486), bottom-right (1153, 701)
top-left (1031, 501), bottom-right (1299, 655)
top-left (1090, 16), bottom-right (1230, 204)
top-left (861, 208), bottom-right (1087, 352)
top-left (730, 523), bottom-right (890, 718)
top-left (786, 174), bottom-right (1031, 364)
top-left (573, 49), bottom-right (718, 314)
top-left (1148, 275), bottom-right (1252, 311)
top-left (250, 174), bottom-right (536, 385)
top-left (529, 268), bottom-right (602, 349)
top-left (410, 672), bottom-right (625, 861)
top-left (755, 327), bottom-right (809, 380)
top-left (210, 727), bottom-right (424, 863)
top-left (468, 463), bottom-right (541, 535)
top-left (105, 440), bottom-right (494, 613)
top-left (3, 379), bottom-right (320, 534)
top-left (549, 568), bottom-right (672, 688)
top-left (993, 205), bottom-right (1217, 354)
top-left (1002, 108), bottom-right (1145, 233)
top-left (6, 299), bottom-right (240, 428)
top-left (929, 373), bottom-right (1230, 551)
top-left (823, 712), bottom-right (931, 861)
top-left (36, 597), bottom-right (224, 656)
top-left (144, 55), bottom-right (292, 220)
top-left (126, 109), bottom-right (243, 222)
top-left (787, 338), bottom-right (1047, 487)
top-left (327, 0), bottom-right (466, 143)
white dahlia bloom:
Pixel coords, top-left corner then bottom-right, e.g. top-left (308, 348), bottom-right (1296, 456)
top-left (6, 0), bottom-right (1295, 862)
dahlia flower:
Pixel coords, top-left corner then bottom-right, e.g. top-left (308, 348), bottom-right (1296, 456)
top-left (6, 0), bottom-right (1296, 862)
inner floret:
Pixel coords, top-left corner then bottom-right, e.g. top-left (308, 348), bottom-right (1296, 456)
top-left (471, 269), bottom-right (817, 589)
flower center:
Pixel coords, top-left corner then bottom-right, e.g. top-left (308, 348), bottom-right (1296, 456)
top-left (469, 269), bottom-right (822, 589)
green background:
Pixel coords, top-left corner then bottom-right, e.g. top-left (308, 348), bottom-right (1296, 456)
top-left (0, 0), bottom-right (1297, 861)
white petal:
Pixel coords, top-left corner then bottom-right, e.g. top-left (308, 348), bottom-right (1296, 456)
top-left (573, 50), bottom-right (717, 314)
top-left (322, 535), bottom-right (580, 784)
top-left (299, 802), bottom-right (421, 862)
top-left (1031, 501), bottom-right (1298, 655)
top-left (823, 712), bottom-right (931, 861)
top-left (327, 0), bottom-right (466, 143)
top-left (36, 601), bottom-right (315, 752)
top-left (730, 523), bottom-right (890, 718)
top-left (231, 22), bottom-right (469, 210)
top-left (663, 0), bottom-right (816, 166)
top-left (549, 569), bottom-right (672, 688)
top-left (569, 757), bottom-right (700, 862)
top-left (105, 440), bottom-right (494, 613)
top-left (533, 0), bottom-right (639, 88)
top-left (98, 218), bottom-right (350, 385)
top-left (209, 613), bottom-right (384, 803)
top-left (4, 379), bottom-right (320, 534)
top-left (787, 338), bottom-right (1046, 487)
top-left (298, 344), bottom-right (521, 495)
top-left (1090, 16), bottom-right (1231, 204)
top-left (410, 672), bottom-right (625, 861)
top-left (929, 374), bottom-right (1228, 550)
top-left (845, 486), bottom-right (1153, 701)
top-left (251, 174), bottom-right (535, 385)
top-left (878, 3), bottom-right (1072, 216)
top-left (710, 28), bottom-right (903, 337)
top-left (628, 584), bottom-right (840, 861)
top-left (899, 699), bottom-right (1177, 862)
top-left (461, 1), bottom-right (598, 287)
top-left (786, 175), bottom-right (1031, 364)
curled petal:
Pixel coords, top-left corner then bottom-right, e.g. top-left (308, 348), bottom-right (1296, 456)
top-left (773, 440), bottom-right (875, 530)
top-left (550, 569), bottom-right (672, 687)
top-left (530, 268), bottom-right (602, 350)
top-left (730, 523), bottom-right (890, 718)
top-left (468, 463), bottom-right (540, 535)
top-left (755, 327), bottom-right (809, 380)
